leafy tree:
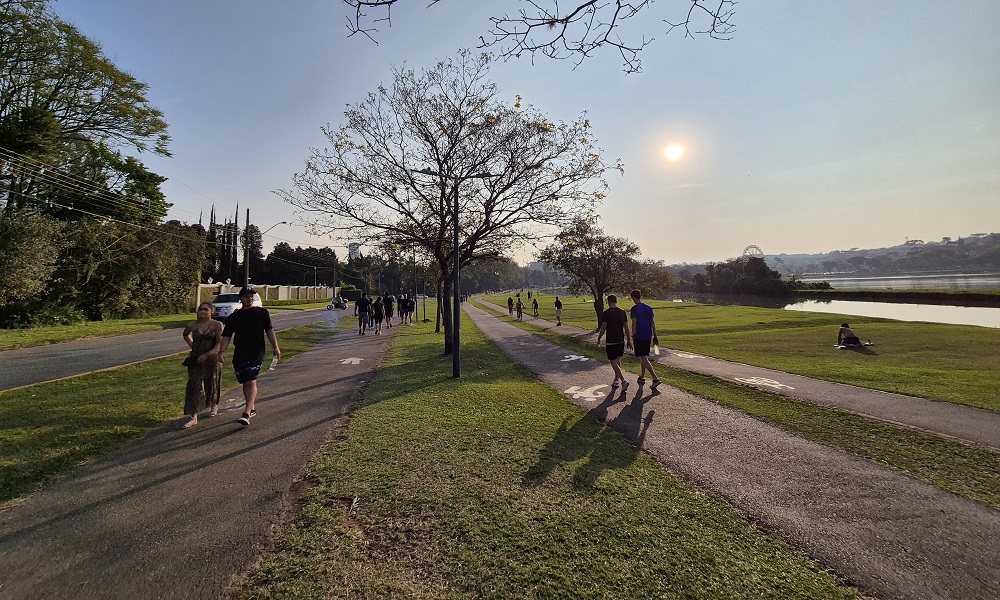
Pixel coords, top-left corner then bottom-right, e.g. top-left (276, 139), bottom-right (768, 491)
top-left (537, 219), bottom-right (666, 325)
top-left (0, 212), bottom-right (63, 307)
top-left (280, 50), bottom-right (616, 354)
top-left (341, 0), bottom-right (736, 74)
top-left (1, 1), bottom-right (170, 216)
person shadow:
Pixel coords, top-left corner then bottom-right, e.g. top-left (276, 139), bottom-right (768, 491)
top-left (522, 386), bottom-right (655, 490)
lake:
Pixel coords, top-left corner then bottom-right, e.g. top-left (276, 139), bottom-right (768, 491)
top-left (670, 293), bottom-right (1000, 329)
top-left (797, 272), bottom-right (1000, 290)
top-left (785, 299), bottom-right (1000, 329)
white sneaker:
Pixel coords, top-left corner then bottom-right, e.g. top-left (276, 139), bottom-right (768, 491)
top-left (621, 381), bottom-right (629, 392)
top-left (610, 380), bottom-right (620, 389)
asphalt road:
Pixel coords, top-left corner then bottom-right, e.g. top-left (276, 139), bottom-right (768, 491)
top-left (0, 309), bottom-right (339, 392)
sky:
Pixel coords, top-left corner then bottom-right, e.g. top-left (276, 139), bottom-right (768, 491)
top-left (51, 0), bottom-right (1000, 266)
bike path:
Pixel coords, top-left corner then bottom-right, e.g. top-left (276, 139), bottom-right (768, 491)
top-left (0, 324), bottom-right (391, 600)
top-left (465, 301), bottom-right (1000, 600)
top-left (476, 299), bottom-right (1000, 450)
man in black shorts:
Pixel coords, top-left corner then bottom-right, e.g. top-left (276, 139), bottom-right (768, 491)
top-left (219, 286), bottom-right (280, 426)
top-left (596, 294), bottom-right (632, 391)
top-left (355, 292), bottom-right (371, 335)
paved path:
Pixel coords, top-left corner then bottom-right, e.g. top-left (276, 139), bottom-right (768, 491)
top-left (476, 299), bottom-right (1000, 450)
top-left (466, 302), bottom-right (1000, 600)
top-left (0, 324), bottom-right (391, 600)
top-left (0, 308), bottom-right (341, 393)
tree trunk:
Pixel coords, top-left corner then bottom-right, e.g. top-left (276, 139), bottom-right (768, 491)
top-left (441, 275), bottom-right (453, 355)
top-left (592, 293), bottom-right (606, 329)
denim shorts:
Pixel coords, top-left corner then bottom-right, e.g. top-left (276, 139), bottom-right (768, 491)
top-left (234, 360), bottom-right (263, 383)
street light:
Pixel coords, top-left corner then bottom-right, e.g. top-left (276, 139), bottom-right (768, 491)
top-left (412, 168), bottom-right (496, 378)
top-left (245, 220), bottom-right (288, 286)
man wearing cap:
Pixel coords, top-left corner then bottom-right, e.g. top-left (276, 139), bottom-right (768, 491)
top-left (219, 286), bottom-right (280, 426)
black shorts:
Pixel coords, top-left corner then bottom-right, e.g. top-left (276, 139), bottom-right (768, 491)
top-left (842, 336), bottom-right (861, 346)
top-left (633, 338), bottom-right (651, 357)
top-left (606, 343), bottom-right (625, 360)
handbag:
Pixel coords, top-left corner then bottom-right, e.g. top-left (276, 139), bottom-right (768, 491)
top-left (182, 355), bottom-right (197, 367)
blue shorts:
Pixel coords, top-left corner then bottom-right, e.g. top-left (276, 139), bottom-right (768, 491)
top-left (234, 360), bottom-right (262, 383)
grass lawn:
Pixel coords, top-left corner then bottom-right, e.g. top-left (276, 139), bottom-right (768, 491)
top-left (229, 319), bottom-right (864, 599)
top-left (475, 298), bottom-right (1000, 510)
top-left (487, 294), bottom-right (1000, 412)
top-left (0, 323), bottom-right (337, 506)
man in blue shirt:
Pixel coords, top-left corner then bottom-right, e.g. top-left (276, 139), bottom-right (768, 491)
top-left (629, 289), bottom-right (661, 389)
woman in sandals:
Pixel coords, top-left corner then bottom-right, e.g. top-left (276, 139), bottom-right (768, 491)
top-left (181, 302), bottom-right (224, 428)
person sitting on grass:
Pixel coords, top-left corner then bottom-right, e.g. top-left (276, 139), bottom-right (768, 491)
top-left (837, 323), bottom-right (868, 347)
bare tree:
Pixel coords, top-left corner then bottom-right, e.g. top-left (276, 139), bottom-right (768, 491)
top-left (341, 0), bottom-right (736, 74)
top-left (279, 50), bottom-right (618, 354)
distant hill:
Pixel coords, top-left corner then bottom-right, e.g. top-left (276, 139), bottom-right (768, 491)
top-left (669, 233), bottom-right (1000, 277)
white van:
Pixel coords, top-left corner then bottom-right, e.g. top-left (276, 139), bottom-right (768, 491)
top-left (211, 292), bottom-right (262, 321)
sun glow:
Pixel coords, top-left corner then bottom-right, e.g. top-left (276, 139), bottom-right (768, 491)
top-left (664, 144), bottom-right (685, 161)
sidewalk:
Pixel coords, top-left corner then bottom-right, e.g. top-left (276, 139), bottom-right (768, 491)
top-left (476, 299), bottom-right (1000, 450)
top-left (0, 325), bottom-right (392, 600)
top-left (465, 301), bottom-right (1000, 600)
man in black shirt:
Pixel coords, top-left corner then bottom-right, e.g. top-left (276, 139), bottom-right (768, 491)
top-left (596, 294), bottom-right (632, 391)
top-left (354, 292), bottom-right (371, 335)
top-left (219, 287), bottom-right (280, 426)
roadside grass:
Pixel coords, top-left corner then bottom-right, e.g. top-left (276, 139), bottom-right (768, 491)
top-left (475, 299), bottom-right (1000, 510)
top-left (0, 304), bottom-right (329, 350)
top-left (487, 294), bottom-right (1000, 412)
top-left (0, 323), bottom-right (337, 506)
top-left (229, 320), bottom-right (864, 600)
top-left (0, 313), bottom-right (194, 350)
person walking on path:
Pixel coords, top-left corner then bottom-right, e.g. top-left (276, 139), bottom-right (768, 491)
top-left (629, 289), bottom-right (661, 389)
top-left (219, 286), bottom-right (281, 426)
top-left (596, 294), bottom-right (632, 391)
top-left (372, 296), bottom-right (386, 335)
top-left (554, 296), bottom-right (563, 326)
top-left (180, 302), bottom-right (224, 428)
top-left (384, 294), bottom-right (394, 328)
top-left (355, 292), bottom-right (371, 335)
top-left (532, 298), bottom-right (539, 318)
top-left (507, 296), bottom-right (515, 316)
top-left (516, 297), bottom-right (524, 320)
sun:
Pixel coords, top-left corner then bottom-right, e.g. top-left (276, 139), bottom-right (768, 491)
top-left (664, 144), bottom-right (685, 161)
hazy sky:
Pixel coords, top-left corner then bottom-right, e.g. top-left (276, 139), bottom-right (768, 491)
top-left (53, 1), bottom-right (1000, 265)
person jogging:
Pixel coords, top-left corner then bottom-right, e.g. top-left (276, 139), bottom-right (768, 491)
top-left (219, 286), bottom-right (280, 426)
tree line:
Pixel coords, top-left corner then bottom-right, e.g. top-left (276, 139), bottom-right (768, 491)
top-left (0, 1), bottom-right (192, 326)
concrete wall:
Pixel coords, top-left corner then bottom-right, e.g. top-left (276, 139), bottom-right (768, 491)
top-left (193, 283), bottom-right (337, 309)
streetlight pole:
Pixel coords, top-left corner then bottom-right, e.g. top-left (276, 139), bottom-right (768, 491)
top-left (246, 218), bottom-right (288, 286)
top-left (413, 168), bottom-right (495, 378)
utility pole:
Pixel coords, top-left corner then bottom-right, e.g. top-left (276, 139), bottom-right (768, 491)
top-left (244, 208), bottom-right (250, 286)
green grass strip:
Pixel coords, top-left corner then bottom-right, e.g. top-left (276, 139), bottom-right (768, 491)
top-left (474, 300), bottom-right (1000, 510)
top-left (0, 323), bottom-right (337, 505)
top-left (230, 318), bottom-right (864, 599)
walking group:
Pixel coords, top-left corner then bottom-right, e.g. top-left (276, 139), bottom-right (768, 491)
top-left (506, 291), bottom-right (543, 322)
top-left (181, 286), bottom-right (280, 429)
top-left (354, 292), bottom-right (417, 335)
top-left (596, 290), bottom-right (661, 392)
